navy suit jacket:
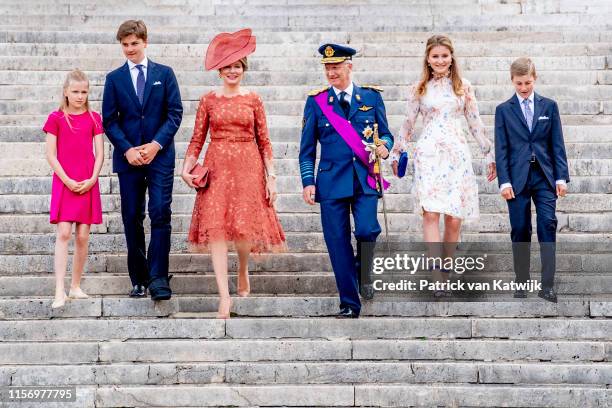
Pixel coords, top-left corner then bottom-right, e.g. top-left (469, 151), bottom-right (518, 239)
top-left (299, 84), bottom-right (394, 202)
top-left (494, 93), bottom-right (569, 194)
top-left (102, 59), bottom-right (183, 173)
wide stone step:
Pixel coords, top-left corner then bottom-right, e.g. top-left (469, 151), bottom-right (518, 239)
top-left (0, 3), bottom-right (522, 18)
top-left (1, 175), bottom-right (611, 197)
top-left (4, 122), bottom-right (612, 144)
top-left (2, 29), bottom-right (610, 45)
top-left (1, 54), bottom-right (608, 72)
top-left (2, 191), bottom-right (611, 216)
top-left (2, 296), bottom-right (611, 319)
top-left (1, 241), bottom-right (611, 272)
top-left (0, 81), bottom-right (612, 107)
top-left (0, 13), bottom-right (610, 31)
top-left (1, 199), bottom-right (611, 235)
top-left (35, 383), bottom-right (604, 408)
top-left (2, 42), bottom-right (611, 59)
top-left (2, 112), bottom-right (610, 128)
top-left (1, 173), bottom-right (609, 197)
top-left (9, 308), bottom-right (612, 342)
top-left (14, 316), bottom-right (601, 341)
top-left (0, 274), bottom-right (338, 296)
top-left (3, 83), bottom-right (612, 104)
top-left (1, 338), bottom-right (606, 365)
top-left (1, 215), bottom-right (611, 252)
top-left (1, 361), bottom-right (610, 386)
top-left (0, 383), bottom-right (600, 408)
top-left (3, 123), bottom-right (611, 144)
top-left (0, 69), bottom-right (608, 88)
top-left (4, 141), bottom-right (612, 162)
top-left (3, 248), bottom-right (612, 272)
top-left (178, 296), bottom-right (612, 318)
top-left (1, 273), bottom-right (609, 296)
top-left (0, 98), bottom-right (609, 117)
top-left (0, 154), bottom-right (610, 179)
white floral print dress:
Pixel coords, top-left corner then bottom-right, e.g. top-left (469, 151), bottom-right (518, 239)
top-left (391, 77), bottom-right (495, 220)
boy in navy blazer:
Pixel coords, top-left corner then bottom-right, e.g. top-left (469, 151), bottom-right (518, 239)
top-left (494, 57), bottom-right (569, 303)
top-left (102, 20), bottom-right (183, 300)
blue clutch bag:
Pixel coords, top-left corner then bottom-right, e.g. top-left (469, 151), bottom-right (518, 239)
top-left (397, 151), bottom-right (408, 178)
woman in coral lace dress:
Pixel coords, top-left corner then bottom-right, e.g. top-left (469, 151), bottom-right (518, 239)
top-left (181, 29), bottom-right (286, 318)
top-left (391, 35), bottom-right (497, 295)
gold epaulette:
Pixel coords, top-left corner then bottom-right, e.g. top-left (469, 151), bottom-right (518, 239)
top-left (308, 87), bottom-right (329, 96)
top-left (361, 85), bottom-right (384, 92)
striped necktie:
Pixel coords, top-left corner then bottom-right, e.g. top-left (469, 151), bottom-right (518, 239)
top-left (522, 98), bottom-right (533, 132)
top-left (135, 64), bottom-right (145, 105)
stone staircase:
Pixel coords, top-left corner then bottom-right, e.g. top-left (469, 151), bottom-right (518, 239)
top-left (0, 0), bottom-right (611, 406)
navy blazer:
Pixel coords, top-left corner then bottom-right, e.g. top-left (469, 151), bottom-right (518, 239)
top-left (299, 84), bottom-right (394, 201)
top-left (102, 59), bottom-right (183, 173)
top-left (494, 93), bottom-right (569, 193)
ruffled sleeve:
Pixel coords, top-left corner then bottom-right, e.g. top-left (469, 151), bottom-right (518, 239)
top-left (391, 83), bottom-right (420, 161)
top-left (186, 95), bottom-right (210, 159)
top-left (253, 93), bottom-right (273, 162)
top-left (463, 79), bottom-right (494, 165)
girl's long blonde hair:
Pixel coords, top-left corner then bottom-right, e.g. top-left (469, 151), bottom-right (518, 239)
top-left (416, 35), bottom-right (464, 97)
top-left (59, 69), bottom-right (99, 131)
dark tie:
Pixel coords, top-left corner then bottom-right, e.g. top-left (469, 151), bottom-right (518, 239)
top-left (135, 64), bottom-right (145, 105)
top-left (339, 91), bottom-right (350, 118)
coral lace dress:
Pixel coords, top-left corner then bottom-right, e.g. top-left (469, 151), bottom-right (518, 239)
top-left (186, 92), bottom-right (286, 252)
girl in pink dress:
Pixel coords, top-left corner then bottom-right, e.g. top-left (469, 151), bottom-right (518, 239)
top-left (43, 70), bottom-right (105, 308)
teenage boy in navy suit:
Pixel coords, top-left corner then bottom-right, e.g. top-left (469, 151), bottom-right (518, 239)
top-left (494, 57), bottom-right (569, 303)
top-left (103, 20), bottom-right (183, 300)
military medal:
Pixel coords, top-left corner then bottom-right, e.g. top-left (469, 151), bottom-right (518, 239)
top-left (362, 125), bottom-right (373, 140)
top-left (329, 96), bottom-right (334, 103)
top-left (355, 94), bottom-right (361, 102)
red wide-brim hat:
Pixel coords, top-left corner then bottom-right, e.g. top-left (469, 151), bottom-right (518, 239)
top-left (205, 28), bottom-right (256, 71)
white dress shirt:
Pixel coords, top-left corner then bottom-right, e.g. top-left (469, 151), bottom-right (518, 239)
top-left (333, 82), bottom-right (354, 105)
top-left (127, 56), bottom-right (148, 95)
top-left (517, 91), bottom-right (534, 121)
top-left (499, 92), bottom-right (565, 192)
top-left (125, 56), bottom-right (162, 150)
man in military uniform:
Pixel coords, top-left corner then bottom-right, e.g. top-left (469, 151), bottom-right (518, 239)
top-left (299, 44), bottom-right (394, 318)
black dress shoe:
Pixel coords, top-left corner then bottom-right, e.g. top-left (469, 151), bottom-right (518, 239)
top-left (360, 284), bottom-right (374, 300)
top-left (129, 284), bottom-right (146, 298)
top-left (149, 276), bottom-right (172, 301)
top-left (538, 288), bottom-right (557, 303)
top-left (336, 307), bottom-right (359, 319)
top-left (513, 289), bottom-right (528, 299)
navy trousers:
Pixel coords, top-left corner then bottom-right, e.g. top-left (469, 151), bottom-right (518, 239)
top-left (118, 166), bottom-right (174, 286)
top-left (319, 173), bottom-right (381, 314)
top-left (507, 161), bottom-right (557, 289)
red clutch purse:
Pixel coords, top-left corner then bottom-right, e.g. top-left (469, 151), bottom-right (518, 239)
top-left (189, 163), bottom-right (209, 190)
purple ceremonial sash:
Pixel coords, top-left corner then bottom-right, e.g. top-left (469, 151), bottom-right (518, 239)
top-left (314, 92), bottom-right (390, 191)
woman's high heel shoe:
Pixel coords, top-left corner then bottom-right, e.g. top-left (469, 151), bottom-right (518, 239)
top-left (51, 293), bottom-right (68, 309)
top-left (68, 287), bottom-right (89, 299)
top-left (237, 270), bottom-right (250, 298)
top-left (217, 296), bottom-right (232, 319)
